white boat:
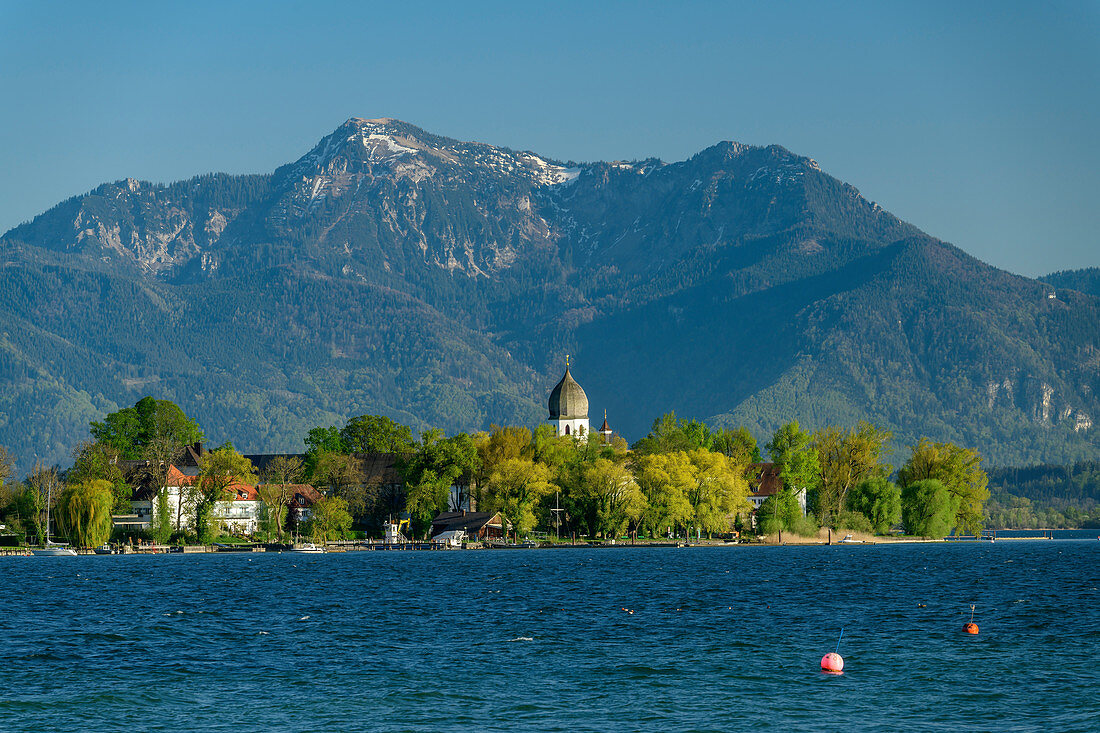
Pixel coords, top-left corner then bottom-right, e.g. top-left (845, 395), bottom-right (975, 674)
top-left (33, 544), bottom-right (78, 556)
top-left (837, 534), bottom-right (863, 544)
top-left (289, 542), bottom-right (325, 553)
top-left (32, 481), bottom-right (78, 555)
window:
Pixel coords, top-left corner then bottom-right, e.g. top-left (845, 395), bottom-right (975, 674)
top-left (564, 425), bottom-right (570, 435)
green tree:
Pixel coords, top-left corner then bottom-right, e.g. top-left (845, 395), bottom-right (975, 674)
top-left (18, 483), bottom-right (47, 546)
top-left (632, 412), bottom-right (712, 454)
top-left (305, 425), bottom-right (346, 454)
top-left (529, 424), bottom-right (577, 471)
top-left (259, 455), bottom-right (304, 541)
top-left (339, 415), bottom-right (415, 454)
top-left (712, 427), bottom-right (761, 464)
top-left (303, 425), bottom-right (347, 475)
top-left (23, 463), bottom-right (60, 545)
top-left (569, 458), bottom-right (646, 538)
top-left (766, 421), bottom-right (820, 509)
top-left (195, 445), bottom-right (258, 543)
top-left (150, 488), bottom-right (173, 544)
top-left (846, 476), bottom-right (902, 534)
top-left (67, 441), bottom-right (131, 512)
top-left (758, 489), bottom-right (803, 536)
top-left (484, 457), bottom-right (555, 539)
top-left (138, 401), bottom-right (202, 523)
top-left (90, 397), bottom-right (203, 460)
top-left (400, 430), bottom-right (480, 536)
top-left (685, 449), bottom-right (751, 537)
top-left (898, 439), bottom-right (989, 535)
top-left (307, 496), bottom-right (353, 543)
top-left (56, 479), bottom-right (115, 548)
top-left (811, 422), bottom-right (892, 527)
top-left (634, 452), bottom-right (695, 537)
top-left (901, 479), bottom-right (959, 538)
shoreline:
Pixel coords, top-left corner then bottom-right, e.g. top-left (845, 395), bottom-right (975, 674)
top-left (6, 532), bottom-right (1095, 556)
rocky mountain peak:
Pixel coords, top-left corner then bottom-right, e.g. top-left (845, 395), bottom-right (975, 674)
top-left (283, 118), bottom-right (581, 189)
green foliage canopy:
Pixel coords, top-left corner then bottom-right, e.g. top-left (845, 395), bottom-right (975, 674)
top-left (90, 397), bottom-right (202, 461)
top-left (899, 438), bottom-right (989, 535)
top-left (56, 479), bottom-right (114, 548)
top-left (901, 479), bottom-right (959, 538)
top-left (340, 415), bottom-right (416, 454)
top-left (307, 496), bottom-right (353, 543)
top-left (846, 476), bottom-right (902, 534)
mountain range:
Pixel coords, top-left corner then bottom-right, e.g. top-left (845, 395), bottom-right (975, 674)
top-left (2, 117), bottom-right (1098, 472)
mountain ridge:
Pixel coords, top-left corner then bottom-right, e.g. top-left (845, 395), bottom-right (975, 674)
top-left (1, 118), bottom-right (1097, 472)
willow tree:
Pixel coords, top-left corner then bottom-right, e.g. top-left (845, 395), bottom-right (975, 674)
top-left (811, 422), bottom-right (892, 527)
top-left (898, 439), bottom-right (989, 535)
top-left (685, 449), bottom-right (751, 538)
top-left (57, 479), bottom-right (115, 548)
top-left (307, 496), bottom-right (353, 543)
top-left (901, 479), bottom-right (959, 538)
top-left (483, 457), bottom-right (555, 539)
top-left (634, 452), bottom-right (694, 537)
top-left (571, 458), bottom-right (646, 538)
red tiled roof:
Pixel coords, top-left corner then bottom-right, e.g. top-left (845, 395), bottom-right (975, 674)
top-left (748, 462), bottom-right (783, 498)
top-left (285, 484), bottom-right (323, 508)
top-left (166, 464), bottom-right (257, 500)
top-left (229, 483), bottom-right (258, 501)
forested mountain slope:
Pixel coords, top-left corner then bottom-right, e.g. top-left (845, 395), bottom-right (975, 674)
top-left (2, 118), bottom-right (1098, 471)
top-left (1044, 267), bottom-right (1100, 299)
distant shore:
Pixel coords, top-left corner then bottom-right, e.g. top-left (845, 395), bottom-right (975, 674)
top-left (7, 529), bottom-right (1095, 557)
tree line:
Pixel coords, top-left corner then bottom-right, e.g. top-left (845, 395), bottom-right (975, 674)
top-left (0, 396), bottom-right (999, 548)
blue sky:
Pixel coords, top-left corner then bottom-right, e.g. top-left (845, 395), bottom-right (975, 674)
top-left (1, 0), bottom-right (1097, 276)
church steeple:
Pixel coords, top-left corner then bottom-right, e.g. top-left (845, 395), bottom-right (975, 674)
top-left (599, 409), bottom-right (613, 445)
top-left (548, 357), bottom-right (590, 438)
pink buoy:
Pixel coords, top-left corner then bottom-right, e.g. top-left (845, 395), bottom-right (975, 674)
top-left (821, 652), bottom-right (844, 674)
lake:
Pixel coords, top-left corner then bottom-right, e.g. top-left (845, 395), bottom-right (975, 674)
top-left (2, 540), bottom-right (1098, 731)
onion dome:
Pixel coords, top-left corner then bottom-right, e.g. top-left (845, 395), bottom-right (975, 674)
top-left (548, 361), bottom-right (589, 420)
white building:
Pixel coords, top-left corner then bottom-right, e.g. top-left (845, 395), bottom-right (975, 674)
top-left (146, 465), bottom-right (262, 535)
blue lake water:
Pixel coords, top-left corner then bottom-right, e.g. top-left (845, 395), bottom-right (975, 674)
top-left (2, 541), bottom-right (1098, 732)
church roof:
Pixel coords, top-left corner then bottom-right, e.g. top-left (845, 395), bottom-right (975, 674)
top-left (548, 365), bottom-right (589, 420)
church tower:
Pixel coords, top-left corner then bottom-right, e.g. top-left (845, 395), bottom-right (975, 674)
top-left (548, 357), bottom-right (590, 438)
top-left (598, 410), bottom-right (614, 446)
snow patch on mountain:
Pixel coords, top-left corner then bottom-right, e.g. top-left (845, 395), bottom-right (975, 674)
top-left (362, 133), bottom-right (418, 160)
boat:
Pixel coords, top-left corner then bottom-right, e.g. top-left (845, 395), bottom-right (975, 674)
top-left (837, 534), bottom-right (863, 544)
top-left (32, 479), bottom-right (78, 556)
top-left (289, 542), bottom-right (325, 553)
top-left (33, 544), bottom-right (78, 556)
top-left (93, 544), bottom-right (117, 555)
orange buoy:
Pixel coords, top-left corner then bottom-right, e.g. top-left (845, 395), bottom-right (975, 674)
top-left (821, 652), bottom-right (844, 673)
top-left (964, 604), bottom-right (979, 634)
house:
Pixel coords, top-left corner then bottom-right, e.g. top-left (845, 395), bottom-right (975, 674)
top-left (285, 483), bottom-right (323, 529)
top-left (211, 483), bottom-right (261, 534)
top-left (138, 464), bottom-right (262, 535)
top-left (430, 511), bottom-right (508, 541)
top-left (746, 463), bottom-right (807, 516)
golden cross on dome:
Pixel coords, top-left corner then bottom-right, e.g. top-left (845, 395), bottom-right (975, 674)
top-left (566, 354), bottom-right (570, 368)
